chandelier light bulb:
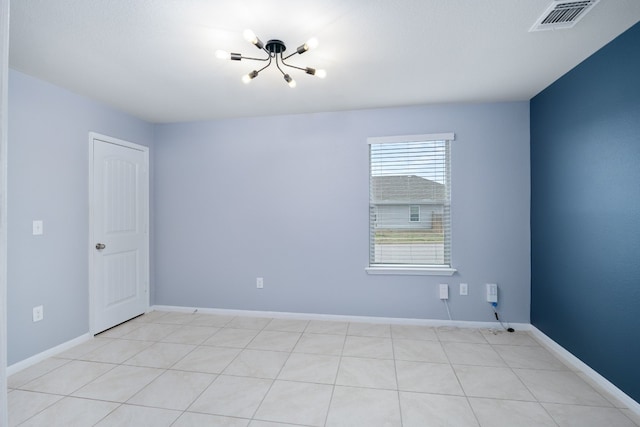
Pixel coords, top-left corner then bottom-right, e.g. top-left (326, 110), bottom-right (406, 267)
top-left (242, 70), bottom-right (259, 84)
top-left (215, 50), bottom-right (230, 60)
top-left (315, 69), bottom-right (327, 79)
top-left (284, 74), bottom-right (297, 88)
top-left (306, 37), bottom-right (319, 50)
top-left (243, 29), bottom-right (257, 44)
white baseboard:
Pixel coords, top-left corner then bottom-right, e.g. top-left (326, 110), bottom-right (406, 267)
top-left (530, 326), bottom-right (640, 417)
top-left (7, 333), bottom-right (91, 376)
top-left (151, 304), bottom-right (531, 331)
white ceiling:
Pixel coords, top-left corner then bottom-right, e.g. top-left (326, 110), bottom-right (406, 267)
top-left (8, 0), bottom-right (640, 123)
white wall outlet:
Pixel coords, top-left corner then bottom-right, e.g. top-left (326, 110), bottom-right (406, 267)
top-left (32, 220), bottom-right (43, 235)
top-left (486, 283), bottom-right (498, 303)
top-left (439, 284), bottom-right (449, 300)
top-left (256, 277), bottom-right (264, 289)
top-left (460, 283), bottom-right (468, 295)
top-left (33, 305), bottom-right (44, 322)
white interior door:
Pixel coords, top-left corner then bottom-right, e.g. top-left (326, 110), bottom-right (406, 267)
top-left (90, 133), bottom-right (149, 334)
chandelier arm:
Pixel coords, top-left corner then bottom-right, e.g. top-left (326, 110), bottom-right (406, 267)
top-left (239, 52), bottom-right (270, 62)
top-left (279, 57), bottom-right (307, 72)
top-left (256, 56), bottom-right (273, 73)
top-left (274, 54), bottom-right (288, 77)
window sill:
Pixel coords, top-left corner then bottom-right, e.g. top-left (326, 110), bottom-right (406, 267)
top-left (365, 266), bottom-right (457, 276)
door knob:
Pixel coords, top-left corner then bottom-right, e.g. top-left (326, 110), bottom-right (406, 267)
top-left (96, 243), bottom-right (106, 250)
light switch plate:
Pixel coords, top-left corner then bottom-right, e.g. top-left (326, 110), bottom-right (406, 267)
top-left (32, 220), bottom-right (44, 235)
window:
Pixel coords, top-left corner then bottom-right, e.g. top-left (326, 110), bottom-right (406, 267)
top-left (409, 205), bottom-right (420, 222)
top-left (367, 133), bottom-right (454, 275)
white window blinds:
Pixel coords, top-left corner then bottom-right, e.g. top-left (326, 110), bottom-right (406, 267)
top-left (368, 133), bottom-right (453, 268)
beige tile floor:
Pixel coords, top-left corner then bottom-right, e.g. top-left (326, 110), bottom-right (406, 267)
top-left (7, 311), bottom-right (640, 427)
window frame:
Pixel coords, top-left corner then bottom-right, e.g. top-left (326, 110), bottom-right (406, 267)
top-left (366, 133), bottom-right (456, 276)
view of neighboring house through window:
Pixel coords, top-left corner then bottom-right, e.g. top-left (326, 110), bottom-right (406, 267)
top-left (368, 133), bottom-right (453, 268)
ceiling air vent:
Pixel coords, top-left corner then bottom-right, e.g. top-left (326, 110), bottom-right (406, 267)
top-left (530, 0), bottom-right (600, 32)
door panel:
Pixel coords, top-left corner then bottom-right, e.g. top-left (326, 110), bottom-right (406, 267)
top-left (91, 135), bottom-right (149, 334)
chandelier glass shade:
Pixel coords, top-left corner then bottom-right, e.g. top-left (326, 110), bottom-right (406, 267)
top-left (216, 29), bottom-right (326, 88)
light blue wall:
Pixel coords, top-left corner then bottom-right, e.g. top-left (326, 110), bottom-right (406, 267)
top-left (531, 22), bottom-right (640, 403)
top-left (7, 70), bottom-right (154, 364)
top-left (154, 102), bottom-right (531, 323)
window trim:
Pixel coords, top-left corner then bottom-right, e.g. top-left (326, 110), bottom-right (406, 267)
top-left (367, 132), bottom-right (455, 276)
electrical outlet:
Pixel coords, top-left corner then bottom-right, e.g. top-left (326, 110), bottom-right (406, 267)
top-left (486, 283), bottom-right (498, 303)
top-left (460, 283), bottom-right (468, 295)
top-left (33, 305), bottom-right (44, 322)
top-left (256, 277), bottom-right (264, 289)
top-left (439, 284), bottom-right (449, 300)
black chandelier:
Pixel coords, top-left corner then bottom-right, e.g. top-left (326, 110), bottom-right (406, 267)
top-left (216, 29), bottom-right (326, 88)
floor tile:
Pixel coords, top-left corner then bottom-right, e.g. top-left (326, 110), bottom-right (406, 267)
top-left (342, 336), bottom-right (394, 359)
top-left (154, 311), bottom-right (199, 325)
top-left (305, 320), bottom-right (349, 335)
top-left (120, 323), bottom-right (181, 341)
top-left (391, 324), bottom-right (438, 341)
top-left (132, 310), bottom-right (169, 323)
top-left (128, 369), bottom-right (215, 410)
top-left (187, 313), bottom-right (235, 327)
top-left (160, 325), bottom-right (219, 344)
top-left (223, 349), bottom-right (290, 379)
top-left (277, 353), bottom-right (340, 384)
top-left (395, 360), bottom-right (463, 395)
top-left (124, 342), bottom-right (195, 369)
top-left (56, 337), bottom-right (114, 359)
top-left (442, 342), bottom-right (506, 367)
top-left (174, 412), bottom-right (250, 426)
top-left (247, 330), bottom-right (302, 352)
top-left (226, 316), bottom-right (272, 330)
top-left (399, 391), bottom-right (479, 427)
top-left (481, 329), bottom-right (539, 346)
top-left (188, 375), bottom-right (272, 418)
top-left (326, 386), bottom-right (401, 427)
top-left (469, 397), bottom-right (557, 427)
top-left (8, 357), bottom-right (69, 389)
top-left (94, 404), bottom-right (181, 426)
top-left (80, 338), bottom-right (153, 364)
top-left (249, 421), bottom-right (306, 427)
top-left (254, 380), bottom-right (333, 426)
top-left (348, 322), bottom-right (391, 338)
top-left (98, 321), bottom-right (144, 338)
top-left (18, 396), bottom-right (119, 427)
top-left (393, 338), bottom-right (448, 363)
top-left (72, 365), bottom-right (162, 402)
top-left (265, 318), bottom-right (309, 332)
top-left (172, 345), bottom-right (240, 374)
top-left (515, 369), bottom-right (611, 406)
top-left (20, 360), bottom-right (115, 395)
top-left (293, 333), bottom-right (345, 355)
top-left (8, 390), bottom-right (63, 427)
top-left (437, 327), bottom-right (488, 343)
top-left (204, 328), bottom-right (259, 348)
top-left (336, 357), bottom-right (397, 389)
top-left (454, 365), bottom-right (535, 400)
top-left (493, 344), bottom-right (569, 370)
top-left (542, 403), bottom-right (637, 427)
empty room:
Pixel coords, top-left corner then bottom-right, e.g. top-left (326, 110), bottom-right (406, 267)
top-left (1, 1), bottom-right (639, 426)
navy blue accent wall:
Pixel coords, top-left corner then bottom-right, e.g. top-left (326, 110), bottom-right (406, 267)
top-left (531, 22), bottom-right (640, 402)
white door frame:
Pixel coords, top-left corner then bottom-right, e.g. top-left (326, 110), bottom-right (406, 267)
top-left (1, 0), bottom-right (9, 423)
top-left (88, 132), bottom-right (150, 335)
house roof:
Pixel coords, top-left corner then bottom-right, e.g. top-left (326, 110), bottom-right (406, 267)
top-left (371, 175), bottom-right (445, 204)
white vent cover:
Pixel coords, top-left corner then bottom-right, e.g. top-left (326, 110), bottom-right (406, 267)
top-left (530, 0), bottom-right (600, 32)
